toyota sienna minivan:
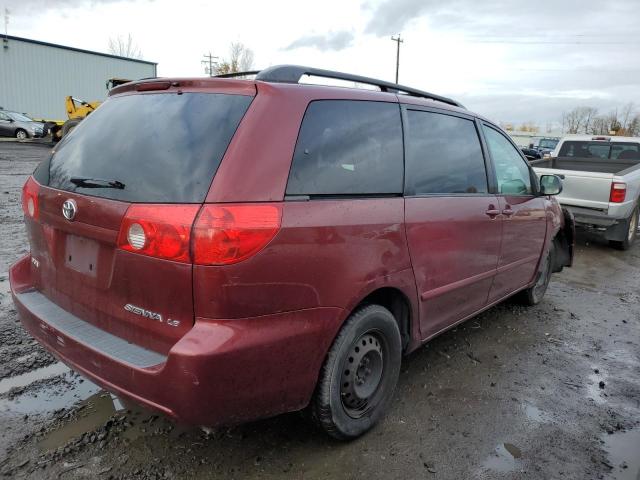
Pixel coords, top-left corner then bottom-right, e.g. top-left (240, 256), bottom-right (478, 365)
top-left (10, 65), bottom-right (574, 439)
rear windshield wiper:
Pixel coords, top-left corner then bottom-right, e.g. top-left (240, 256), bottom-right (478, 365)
top-left (70, 177), bottom-right (125, 190)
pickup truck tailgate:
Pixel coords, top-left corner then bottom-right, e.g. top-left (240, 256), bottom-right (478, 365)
top-left (535, 167), bottom-right (613, 211)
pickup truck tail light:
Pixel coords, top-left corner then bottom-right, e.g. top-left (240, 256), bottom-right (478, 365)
top-left (609, 182), bottom-right (626, 203)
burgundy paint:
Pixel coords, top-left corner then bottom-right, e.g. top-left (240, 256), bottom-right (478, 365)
top-left (9, 76), bottom-right (572, 427)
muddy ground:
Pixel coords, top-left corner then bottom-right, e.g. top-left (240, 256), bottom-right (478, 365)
top-left (0, 142), bottom-right (638, 480)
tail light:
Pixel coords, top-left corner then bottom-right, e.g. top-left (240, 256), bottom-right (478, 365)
top-left (117, 205), bottom-right (200, 263)
top-left (22, 176), bottom-right (40, 220)
top-left (610, 182), bottom-right (626, 203)
top-left (192, 204), bottom-right (281, 265)
top-left (117, 203), bottom-right (282, 265)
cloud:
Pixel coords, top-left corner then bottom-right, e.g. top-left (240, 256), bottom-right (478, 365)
top-left (285, 30), bottom-right (354, 52)
top-left (3, 0), bottom-right (150, 14)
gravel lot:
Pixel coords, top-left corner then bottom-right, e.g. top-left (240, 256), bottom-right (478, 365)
top-left (1, 142), bottom-right (639, 480)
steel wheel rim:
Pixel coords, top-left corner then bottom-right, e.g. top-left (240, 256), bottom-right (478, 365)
top-left (340, 332), bottom-right (385, 418)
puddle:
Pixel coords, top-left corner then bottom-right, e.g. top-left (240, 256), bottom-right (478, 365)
top-left (0, 362), bottom-right (70, 395)
top-left (482, 442), bottom-right (522, 473)
top-left (39, 391), bottom-right (116, 451)
top-left (523, 404), bottom-right (553, 424)
top-left (602, 428), bottom-right (640, 480)
top-left (0, 370), bottom-right (100, 414)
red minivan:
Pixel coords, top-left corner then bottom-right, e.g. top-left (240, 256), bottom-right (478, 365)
top-left (10, 66), bottom-right (574, 439)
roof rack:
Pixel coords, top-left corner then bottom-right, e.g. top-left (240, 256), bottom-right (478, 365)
top-left (215, 70), bottom-right (260, 78)
top-left (252, 65), bottom-right (465, 109)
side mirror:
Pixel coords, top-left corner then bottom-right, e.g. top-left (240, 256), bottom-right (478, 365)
top-left (8, 118), bottom-right (14, 123)
top-left (540, 174), bottom-right (562, 196)
top-left (529, 143), bottom-right (534, 149)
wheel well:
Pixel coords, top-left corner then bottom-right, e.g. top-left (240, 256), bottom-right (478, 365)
top-left (356, 288), bottom-right (412, 352)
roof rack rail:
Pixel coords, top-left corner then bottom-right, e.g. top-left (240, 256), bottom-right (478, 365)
top-left (253, 65), bottom-right (465, 109)
top-left (215, 70), bottom-right (260, 79)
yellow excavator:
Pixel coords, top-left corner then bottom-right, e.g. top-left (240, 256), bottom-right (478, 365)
top-left (46, 78), bottom-right (131, 141)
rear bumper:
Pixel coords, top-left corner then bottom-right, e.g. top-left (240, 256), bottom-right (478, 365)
top-left (563, 205), bottom-right (633, 242)
top-left (10, 255), bottom-right (344, 426)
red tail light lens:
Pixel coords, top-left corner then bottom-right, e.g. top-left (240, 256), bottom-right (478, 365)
top-left (193, 204), bottom-right (282, 265)
top-left (610, 182), bottom-right (626, 203)
top-left (117, 205), bottom-right (200, 263)
top-left (22, 176), bottom-right (40, 220)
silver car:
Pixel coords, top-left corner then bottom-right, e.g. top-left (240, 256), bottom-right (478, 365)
top-left (0, 110), bottom-right (46, 139)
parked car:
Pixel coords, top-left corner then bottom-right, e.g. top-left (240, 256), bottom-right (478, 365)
top-left (0, 109), bottom-right (46, 139)
top-left (9, 66), bottom-right (574, 439)
top-left (521, 146), bottom-right (542, 160)
top-left (531, 135), bottom-right (640, 250)
top-left (530, 137), bottom-right (560, 157)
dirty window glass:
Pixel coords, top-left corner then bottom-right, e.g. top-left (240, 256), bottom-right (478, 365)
top-left (286, 100), bottom-right (403, 196)
top-left (610, 143), bottom-right (640, 160)
top-left (558, 141), bottom-right (612, 159)
top-left (46, 92), bottom-right (253, 203)
top-left (405, 110), bottom-right (488, 195)
top-left (484, 126), bottom-right (532, 195)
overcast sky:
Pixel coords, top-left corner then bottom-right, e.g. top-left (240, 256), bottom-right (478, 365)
top-left (4, 0), bottom-right (639, 128)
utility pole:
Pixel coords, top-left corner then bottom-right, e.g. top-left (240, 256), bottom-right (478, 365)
top-left (391, 34), bottom-right (403, 84)
top-left (3, 8), bottom-right (9, 50)
top-left (201, 52), bottom-right (218, 77)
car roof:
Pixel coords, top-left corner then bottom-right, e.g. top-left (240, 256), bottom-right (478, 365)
top-left (559, 134), bottom-right (640, 143)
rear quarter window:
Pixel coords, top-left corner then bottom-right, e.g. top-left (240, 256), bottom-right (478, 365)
top-left (286, 100), bottom-right (403, 196)
top-left (46, 92), bottom-right (253, 203)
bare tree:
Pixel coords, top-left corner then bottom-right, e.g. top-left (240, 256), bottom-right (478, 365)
top-left (213, 42), bottom-right (255, 76)
top-left (108, 34), bottom-right (143, 59)
top-left (561, 104), bottom-right (639, 136)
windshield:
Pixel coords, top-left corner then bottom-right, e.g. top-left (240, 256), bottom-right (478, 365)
top-left (41, 92), bottom-right (253, 203)
top-left (538, 139), bottom-right (558, 149)
top-left (8, 112), bottom-right (34, 122)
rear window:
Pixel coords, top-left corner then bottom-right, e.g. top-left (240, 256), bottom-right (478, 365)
top-left (286, 100), bottom-right (403, 196)
top-left (558, 141), bottom-right (611, 159)
top-left (44, 92), bottom-right (253, 203)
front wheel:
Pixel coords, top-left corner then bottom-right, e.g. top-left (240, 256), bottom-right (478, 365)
top-left (311, 304), bottom-right (402, 440)
top-left (520, 243), bottom-right (554, 306)
top-left (15, 129), bottom-right (28, 140)
top-left (610, 206), bottom-right (638, 251)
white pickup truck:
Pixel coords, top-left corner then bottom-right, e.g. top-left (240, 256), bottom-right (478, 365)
top-left (531, 135), bottom-right (640, 250)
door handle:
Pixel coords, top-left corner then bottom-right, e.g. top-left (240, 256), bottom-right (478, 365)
top-left (502, 207), bottom-right (514, 216)
top-left (485, 205), bottom-right (500, 217)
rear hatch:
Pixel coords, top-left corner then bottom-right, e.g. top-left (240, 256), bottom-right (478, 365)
top-left (23, 86), bottom-right (254, 354)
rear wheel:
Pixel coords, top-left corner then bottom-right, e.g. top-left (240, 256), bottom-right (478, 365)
top-left (520, 243), bottom-right (554, 306)
top-left (61, 118), bottom-right (82, 137)
top-left (610, 206), bottom-right (638, 251)
top-left (311, 304), bottom-right (402, 440)
top-left (15, 129), bottom-right (28, 140)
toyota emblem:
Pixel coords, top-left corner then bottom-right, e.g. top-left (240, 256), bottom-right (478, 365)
top-left (62, 199), bottom-right (77, 221)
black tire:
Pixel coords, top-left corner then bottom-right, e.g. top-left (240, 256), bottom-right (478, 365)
top-left (311, 304), bottom-right (402, 440)
top-left (61, 118), bottom-right (82, 137)
top-left (609, 206), bottom-right (638, 251)
top-left (519, 242), bottom-right (555, 306)
top-left (15, 129), bottom-right (28, 140)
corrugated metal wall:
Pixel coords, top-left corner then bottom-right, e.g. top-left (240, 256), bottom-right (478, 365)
top-left (0, 37), bottom-right (157, 119)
